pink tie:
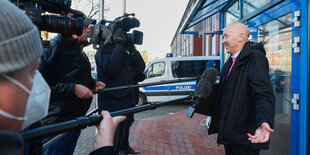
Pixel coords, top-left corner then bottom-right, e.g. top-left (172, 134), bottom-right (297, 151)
top-left (226, 57), bottom-right (237, 80)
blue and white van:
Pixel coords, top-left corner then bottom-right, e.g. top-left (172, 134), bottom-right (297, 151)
top-left (138, 56), bottom-right (221, 105)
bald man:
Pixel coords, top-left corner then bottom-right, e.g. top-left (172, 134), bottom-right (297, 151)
top-left (208, 23), bottom-right (275, 155)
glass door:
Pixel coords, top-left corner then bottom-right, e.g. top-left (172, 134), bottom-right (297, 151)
top-left (257, 13), bottom-right (292, 155)
top-left (247, 0), bottom-right (298, 154)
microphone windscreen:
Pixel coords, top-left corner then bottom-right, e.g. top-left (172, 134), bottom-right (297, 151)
top-left (195, 68), bottom-right (218, 98)
top-left (122, 17), bottom-right (140, 30)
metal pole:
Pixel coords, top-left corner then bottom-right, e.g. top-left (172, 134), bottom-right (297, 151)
top-left (21, 96), bottom-right (193, 142)
top-left (91, 76), bottom-right (200, 94)
top-left (123, 0), bottom-right (126, 14)
top-left (99, 0), bottom-right (104, 20)
top-left (307, 0), bottom-right (310, 153)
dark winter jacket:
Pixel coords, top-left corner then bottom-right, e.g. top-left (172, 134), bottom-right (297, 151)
top-left (0, 131), bottom-right (24, 155)
top-left (95, 43), bottom-right (145, 119)
top-left (208, 41), bottom-right (275, 150)
top-left (90, 146), bottom-right (114, 155)
top-left (41, 36), bottom-right (96, 123)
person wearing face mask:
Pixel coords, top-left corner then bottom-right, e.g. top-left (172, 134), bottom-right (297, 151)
top-left (0, 0), bottom-right (46, 154)
top-left (40, 11), bottom-right (107, 155)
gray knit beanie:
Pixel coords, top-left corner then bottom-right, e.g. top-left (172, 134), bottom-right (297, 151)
top-left (0, 0), bottom-right (43, 74)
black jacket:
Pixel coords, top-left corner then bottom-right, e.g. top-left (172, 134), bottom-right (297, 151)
top-left (41, 36), bottom-right (96, 123)
top-left (95, 43), bottom-right (145, 116)
top-left (208, 42), bottom-right (275, 150)
top-left (90, 146), bottom-right (114, 155)
top-left (0, 131), bottom-right (24, 155)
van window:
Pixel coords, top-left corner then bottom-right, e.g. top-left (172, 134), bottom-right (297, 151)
top-left (171, 60), bottom-right (220, 78)
top-left (145, 62), bottom-right (166, 79)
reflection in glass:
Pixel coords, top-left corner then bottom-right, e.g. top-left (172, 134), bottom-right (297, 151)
top-left (243, 0), bottom-right (271, 17)
top-left (258, 13), bottom-right (291, 155)
top-left (171, 60), bottom-right (220, 78)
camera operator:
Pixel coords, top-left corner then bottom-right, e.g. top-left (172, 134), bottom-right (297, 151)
top-left (95, 28), bottom-right (145, 155)
top-left (40, 11), bottom-right (106, 155)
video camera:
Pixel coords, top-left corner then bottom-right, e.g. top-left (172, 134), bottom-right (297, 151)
top-left (12, 0), bottom-right (84, 35)
top-left (89, 13), bottom-right (143, 49)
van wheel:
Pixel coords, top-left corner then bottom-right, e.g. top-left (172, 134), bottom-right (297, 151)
top-left (137, 92), bottom-right (146, 106)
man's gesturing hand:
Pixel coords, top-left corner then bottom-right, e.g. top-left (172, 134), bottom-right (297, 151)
top-left (247, 122), bottom-right (274, 143)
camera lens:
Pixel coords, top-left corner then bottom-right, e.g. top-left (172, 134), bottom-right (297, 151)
top-left (40, 15), bottom-right (83, 35)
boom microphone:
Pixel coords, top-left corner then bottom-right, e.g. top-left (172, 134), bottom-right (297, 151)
top-left (195, 68), bottom-right (219, 98)
top-left (20, 68), bottom-right (218, 142)
top-left (186, 68), bottom-right (218, 118)
top-left (91, 76), bottom-right (200, 94)
top-left (21, 96), bottom-right (193, 142)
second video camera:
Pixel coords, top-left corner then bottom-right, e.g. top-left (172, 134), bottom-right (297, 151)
top-left (90, 13), bottom-right (143, 49)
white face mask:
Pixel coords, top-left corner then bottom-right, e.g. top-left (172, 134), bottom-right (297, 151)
top-left (1, 70), bottom-right (51, 129)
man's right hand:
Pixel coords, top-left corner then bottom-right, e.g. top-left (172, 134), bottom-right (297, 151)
top-left (74, 84), bottom-right (93, 98)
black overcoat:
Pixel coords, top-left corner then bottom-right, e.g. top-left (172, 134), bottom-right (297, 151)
top-left (208, 42), bottom-right (275, 150)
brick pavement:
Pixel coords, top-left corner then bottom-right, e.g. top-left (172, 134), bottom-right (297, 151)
top-left (129, 111), bottom-right (224, 155)
top-left (74, 101), bottom-right (225, 155)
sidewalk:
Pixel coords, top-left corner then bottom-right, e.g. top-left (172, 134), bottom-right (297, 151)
top-left (129, 110), bottom-right (225, 155)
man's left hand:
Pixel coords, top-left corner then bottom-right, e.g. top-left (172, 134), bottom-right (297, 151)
top-left (96, 81), bottom-right (106, 89)
top-left (247, 122), bottom-right (274, 143)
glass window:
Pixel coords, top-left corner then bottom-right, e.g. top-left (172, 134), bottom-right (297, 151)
top-left (243, 0), bottom-right (271, 17)
top-left (225, 1), bottom-right (240, 26)
top-left (211, 14), bottom-right (217, 31)
top-left (258, 13), bottom-right (292, 154)
top-left (171, 60), bottom-right (220, 78)
top-left (145, 62), bottom-right (166, 79)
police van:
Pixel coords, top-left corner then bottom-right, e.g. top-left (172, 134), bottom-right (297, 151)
top-left (138, 56), bottom-right (221, 106)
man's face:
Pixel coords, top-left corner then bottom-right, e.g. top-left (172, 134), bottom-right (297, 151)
top-left (16, 59), bottom-right (41, 91)
top-left (77, 26), bottom-right (91, 42)
top-left (0, 59), bottom-right (40, 131)
top-left (222, 25), bottom-right (243, 55)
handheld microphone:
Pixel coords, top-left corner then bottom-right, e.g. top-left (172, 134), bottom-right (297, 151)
top-left (186, 68), bottom-right (218, 118)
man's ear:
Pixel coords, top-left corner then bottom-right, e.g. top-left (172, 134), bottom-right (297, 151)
top-left (239, 33), bottom-right (246, 42)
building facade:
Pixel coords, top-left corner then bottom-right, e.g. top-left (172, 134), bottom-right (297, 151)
top-left (171, 0), bottom-right (309, 154)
